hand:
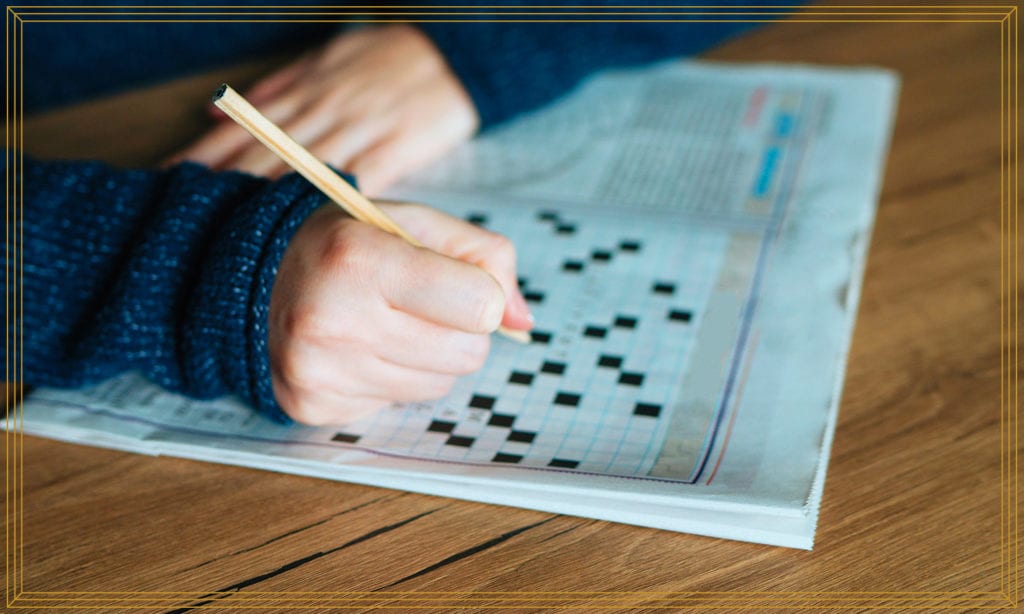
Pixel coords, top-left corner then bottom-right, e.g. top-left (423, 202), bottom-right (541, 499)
top-left (269, 202), bottom-right (533, 426)
top-left (170, 25), bottom-right (478, 196)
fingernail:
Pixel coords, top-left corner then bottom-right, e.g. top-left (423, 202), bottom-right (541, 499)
top-left (511, 287), bottom-right (534, 325)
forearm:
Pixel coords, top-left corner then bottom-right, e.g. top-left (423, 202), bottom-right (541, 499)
top-left (7, 157), bottom-right (325, 421)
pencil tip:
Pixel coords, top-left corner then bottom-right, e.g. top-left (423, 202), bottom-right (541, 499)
top-left (212, 84), bottom-right (228, 102)
top-left (498, 327), bottom-right (532, 344)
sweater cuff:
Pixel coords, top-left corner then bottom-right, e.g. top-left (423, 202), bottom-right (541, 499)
top-left (186, 170), bottom-right (326, 424)
top-left (245, 174), bottom-right (327, 423)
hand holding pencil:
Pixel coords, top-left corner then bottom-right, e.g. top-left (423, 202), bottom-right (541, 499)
top-left (212, 84), bottom-right (534, 425)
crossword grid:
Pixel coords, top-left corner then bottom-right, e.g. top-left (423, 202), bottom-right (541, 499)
top-left (326, 85), bottom-right (818, 480)
top-left (328, 206), bottom-right (730, 478)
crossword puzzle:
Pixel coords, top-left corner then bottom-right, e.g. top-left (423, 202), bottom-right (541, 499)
top-left (329, 203), bottom-right (746, 478)
top-left (22, 63), bottom-right (889, 551)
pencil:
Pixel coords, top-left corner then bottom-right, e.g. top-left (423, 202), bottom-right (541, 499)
top-left (211, 84), bottom-right (532, 344)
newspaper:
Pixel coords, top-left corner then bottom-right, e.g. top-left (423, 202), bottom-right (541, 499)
top-left (17, 61), bottom-right (898, 549)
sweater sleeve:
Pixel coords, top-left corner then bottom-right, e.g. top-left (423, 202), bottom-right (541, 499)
top-left (417, 2), bottom-right (795, 128)
top-left (7, 156), bottom-right (328, 422)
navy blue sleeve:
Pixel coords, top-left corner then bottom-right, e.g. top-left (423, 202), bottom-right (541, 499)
top-left (24, 9), bottom-right (335, 113)
top-left (418, 2), bottom-right (795, 128)
top-left (7, 156), bottom-right (328, 422)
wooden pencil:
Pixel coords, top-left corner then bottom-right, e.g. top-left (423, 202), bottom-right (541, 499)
top-left (211, 84), bottom-right (531, 344)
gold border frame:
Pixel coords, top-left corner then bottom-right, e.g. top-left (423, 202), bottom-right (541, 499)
top-left (3, 3), bottom-right (1018, 609)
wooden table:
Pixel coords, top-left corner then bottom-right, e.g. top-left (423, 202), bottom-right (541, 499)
top-left (10, 7), bottom-right (1019, 611)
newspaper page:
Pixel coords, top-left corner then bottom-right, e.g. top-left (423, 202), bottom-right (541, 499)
top-left (18, 61), bottom-right (899, 549)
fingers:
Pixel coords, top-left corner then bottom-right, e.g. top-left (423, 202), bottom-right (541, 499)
top-left (168, 24), bottom-right (478, 187)
top-left (229, 112), bottom-right (333, 176)
top-left (277, 340), bottom-right (459, 403)
top-left (230, 105), bottom-right (393, 179)
top-left (164, 122), bottom-right (252, 168)
top-left (171, 91), bottom-right (309, 170)
top-left (207, 55), bottom-right (316, 121)
top-left (381, 241), bottom-right (507, 335)
top-left (246, 53), bottom-right (316, 105)
top-left (384, 204), bottom-right (534, 331)
top-left (271, 331), bottom-right (464, 426)
top-left (272, 377), bottom-right (392, 427)
top-left (307, 116), bottom-right (391, 173)
top-left (373, 313), bottom-right (491, 376)
top-left (345, 76), bottom-right (478, 194)
top-left (228, 144), bottom-right (291, 178)
top-left (344, 131), bottom-right (415, 196)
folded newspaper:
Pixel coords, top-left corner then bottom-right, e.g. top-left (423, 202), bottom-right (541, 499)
top-left (19, 61), bottom-right (898, 549)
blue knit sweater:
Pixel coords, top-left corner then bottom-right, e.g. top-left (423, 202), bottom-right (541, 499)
top-left (10, 5), bottom-right (787, 422)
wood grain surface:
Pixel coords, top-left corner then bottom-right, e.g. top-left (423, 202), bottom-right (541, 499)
top-left (8, 8), bottom-right (1019, 612)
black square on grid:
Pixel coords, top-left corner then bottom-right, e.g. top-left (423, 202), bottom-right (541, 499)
top-left (562, 259), bottom-right (585, 273)
top-left (428, 420), bottom-right (457, 433)
top-left (652, 281), bottom-right (676, 295)
top-left (614, 315), bottom-right (638, 329)
top-left (488, 413), bottom-right (515, 428)
top-left (598, 354), bottom-right (623, 368)
top-left (469, 395), bottom-right (496, 410)
top-left (446, 435), bottom-right (475, 447)
top-left (668, 309), bottom-right (693, 323)
top-left (493, 453), bottom-right (523, 463)
top-left (619, 372), bottom-right (645, 386)
top-left (540, 361), bottom-right (566, 375)
top-left (591, 249), bottom-right (612, 262)
top-left (537, 210), bottom-right (559, 222)
top-left (619, 240), bottom-right (641, 252)
top-left (583, 326), bottom-right (607, 339)
top-left (508, 371), bottom-right (534, 385)
top-left (332, 433), bottom-right (360, 444)
top-left (507, 430), bottom-right (536, 444)
top-left (524, 290), bottom-right (545, 303)
top-left (465, 213), bottom-right (487, 226)
top-left (531, 331), bottom-right (553, 344)
top-left (554, 392), bottom-right (582, 407)
top-left (556, 223), bottom-right (577, 235)
top-left (548, 458), bottom-right (580, 469)
top-left (634, 403), bottom-right (662, 418)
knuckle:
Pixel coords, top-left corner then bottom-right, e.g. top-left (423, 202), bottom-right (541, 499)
top-left (286, 396), bottom-right (386, 427)
top-left (400, 202), bottom-right (429, 216)
top-left (467, 277), bottom-right (505, 333)
top-left (278, 305), bottom-right (321, 340)
top-left (385, 242), bottom-right (431, 303)
top-left (456, 335), bottom-right (490, 374)
top-left (489, 235), bottom-right (519, 273)
top-left (282, 397), bottom-right (327, 426)
top-left (270, 375), bottom-right (298, 414)
top-left (350, 399), bottom-right (390, 421)
top-left (332, 224), bottom-right (411, 299)
top-left (487, 232), bottom-right (516, 260)
top-left (309, 93), bottom-right (341, 118)
top-left (317, 224), bottom-right (370, 276)
top-left (422, 375), bottom-right (457, 400)
top-left (300, 411), bottom-right (335, 427)
top-left (277, 351), bottom-right (321, 392)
